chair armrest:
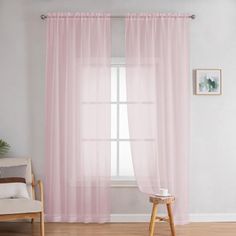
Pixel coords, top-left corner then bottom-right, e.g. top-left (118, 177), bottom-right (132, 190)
top-left (37, 180), bottom-right (44, 204)
top-left (31, 174), bottom-right (44, 205)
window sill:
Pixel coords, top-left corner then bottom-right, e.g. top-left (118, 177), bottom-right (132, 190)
top-left (111, 179), bottom-right (137, 188)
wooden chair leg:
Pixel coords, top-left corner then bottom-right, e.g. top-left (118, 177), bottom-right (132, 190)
top-left (40, 212), bottom-right (45, 236)
top-left (149, 203), bottom-right (158, 236)
top-left (31, 218), bottom-right (34, 224)
top-left (166, 203), bottom-right (176, 236)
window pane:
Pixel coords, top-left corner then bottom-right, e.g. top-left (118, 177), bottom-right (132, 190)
top-left (119, 67), bottom-right (127, 102)
top-left (111, 67), bottom-right (117, 102)
top-left (119, 141), bottom-right (134, 176)
top-left (111, 104), bottom-right (117, 139)
top-left (111, 141), bottom-right (117, 176)
top-left (119, 104), bottom-right (130, 139)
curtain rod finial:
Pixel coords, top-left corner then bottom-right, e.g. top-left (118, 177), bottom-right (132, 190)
top-left (41, 14), bottom-right (47, 20)
top-left (191, 14), bottom-right (196, 19)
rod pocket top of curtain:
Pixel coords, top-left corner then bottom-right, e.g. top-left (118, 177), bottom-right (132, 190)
top-left (40, 13), bottom-right (196, 20)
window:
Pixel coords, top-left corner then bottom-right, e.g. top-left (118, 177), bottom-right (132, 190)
top-left (111, 65), bottom-right (135, 180)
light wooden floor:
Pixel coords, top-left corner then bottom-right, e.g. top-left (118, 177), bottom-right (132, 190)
top-left (0, 222), bottom-right (236, 236)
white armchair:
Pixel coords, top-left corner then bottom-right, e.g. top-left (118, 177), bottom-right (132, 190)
top-left (0, 158), bottom-right (44, 236)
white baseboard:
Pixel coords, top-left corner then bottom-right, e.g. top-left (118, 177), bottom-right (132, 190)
top-left (40, 213), bottom-right (236, 223)
top-left (10, 213), bottom-right (236, 223)
top-left (111, 214), bottom-right (151, 222)
top-left (111, 213), bottom-right (236, 223)
top-left (190, 214), bottom-right (236, 222)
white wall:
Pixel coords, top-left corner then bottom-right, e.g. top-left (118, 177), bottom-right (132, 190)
top-left (1, 0), bottom-right (236, 217)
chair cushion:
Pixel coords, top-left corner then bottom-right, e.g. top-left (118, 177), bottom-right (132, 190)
top-left (0, 158), bottom-right (33, 198)
top-left (0, 181), bottom-right (30, 199)
top-left (0, 199), bottom-right (42, 215)
top-left (0, 165), bottom-right (27, 178)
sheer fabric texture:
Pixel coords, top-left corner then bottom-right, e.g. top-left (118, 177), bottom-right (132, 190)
top-left (45, 13), bottom-right (111, 223)
top-left (125, 14), bottom-right (190, 224)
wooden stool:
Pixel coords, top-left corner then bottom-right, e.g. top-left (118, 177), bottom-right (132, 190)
top-left (149, 196), bottom-right (176, 236)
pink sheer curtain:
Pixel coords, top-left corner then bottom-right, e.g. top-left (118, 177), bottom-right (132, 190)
top-left (125, 14), bottom-right (190, 224)
top-left (45, 13), bottom-right (111, 223)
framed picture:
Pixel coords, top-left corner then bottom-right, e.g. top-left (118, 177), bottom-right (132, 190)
top-left (195, 69), bottom-right (222, 95)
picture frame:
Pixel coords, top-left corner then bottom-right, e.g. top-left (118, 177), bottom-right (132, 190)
top-left (194, 69), bottom-right (222, 95)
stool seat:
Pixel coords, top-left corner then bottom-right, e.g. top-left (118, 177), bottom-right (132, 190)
top-left (149, 195), bottom-right (176, 236)
top-left (150, 195), bottom-right (175, 204)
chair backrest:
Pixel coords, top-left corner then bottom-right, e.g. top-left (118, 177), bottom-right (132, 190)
top-left (0, 157), bottom-right (33, 198)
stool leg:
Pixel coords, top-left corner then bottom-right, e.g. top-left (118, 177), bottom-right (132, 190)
top-left (149, 203), bottom-right (155, 231)
top-left (149, 203), bottom-right (158, 236)
top-left (166, 203), bottom-right (176, 236)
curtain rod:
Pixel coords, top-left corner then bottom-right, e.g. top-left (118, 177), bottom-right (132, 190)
top-left (40, 14), bottom-right (196, 20)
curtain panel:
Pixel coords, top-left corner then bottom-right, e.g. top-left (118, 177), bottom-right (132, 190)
top-left (45, 13), bottom-right (111, 223)
top-left (125, 13), bottom-right (190, 224)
